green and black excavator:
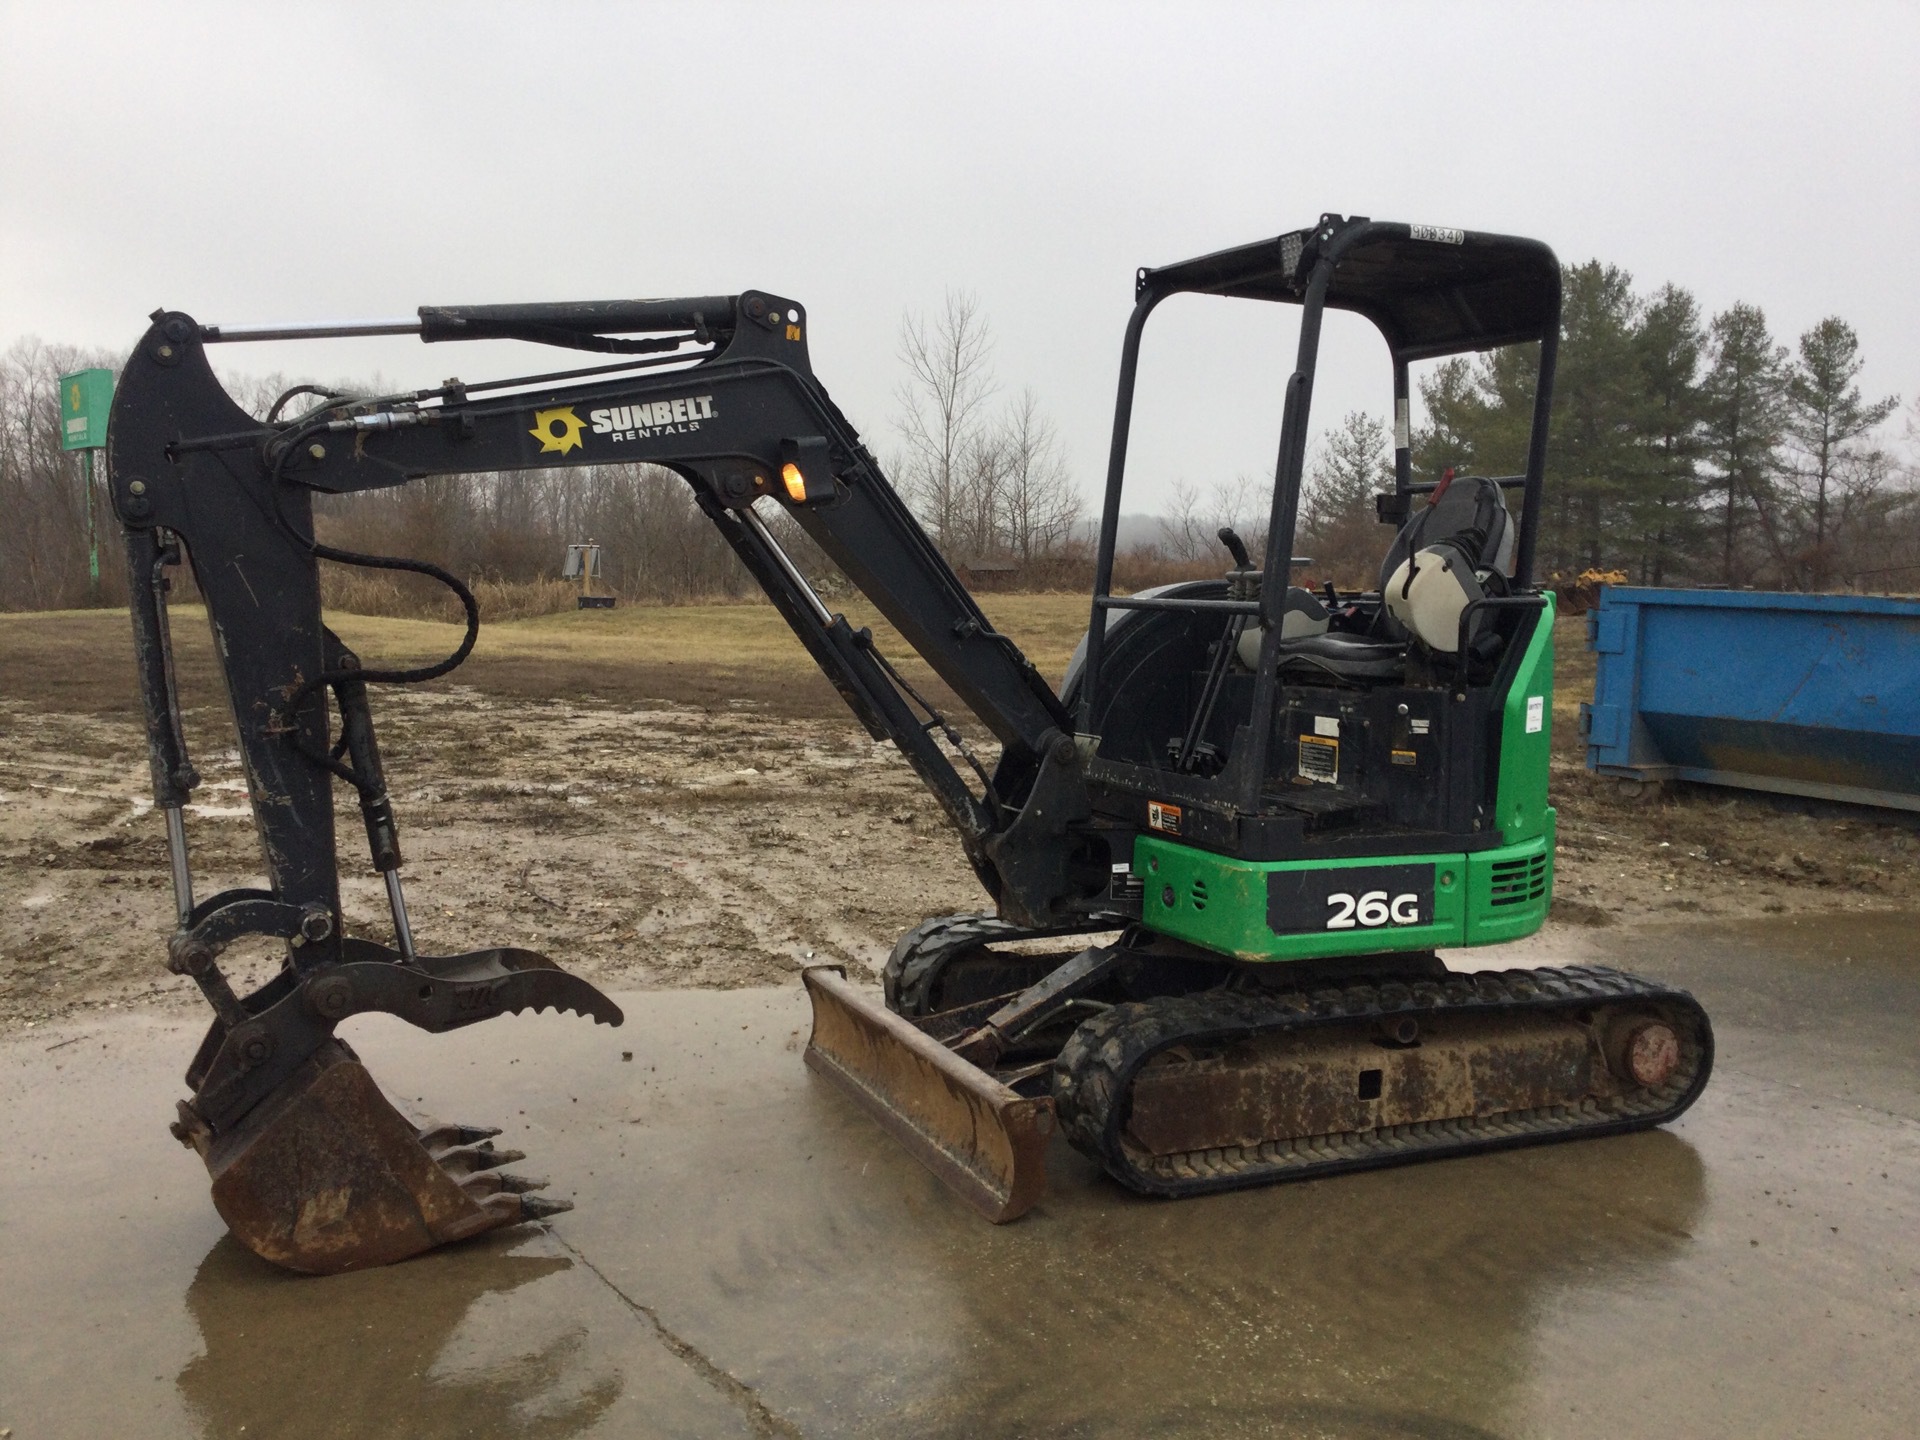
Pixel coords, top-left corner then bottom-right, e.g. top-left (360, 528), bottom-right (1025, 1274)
top-left (107, 213), bottom-right (1712, 1271)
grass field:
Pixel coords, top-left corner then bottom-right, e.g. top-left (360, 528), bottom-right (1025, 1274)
top-left (0, 592), bottom-right (1098, 719)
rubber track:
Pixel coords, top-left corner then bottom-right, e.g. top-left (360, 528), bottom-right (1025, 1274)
top-left (884, 912), bottom-right (1120, 1017)
top-left (1052, 965), bottom-right (1714, 1197)
top-left (883, 913), bottom-right (1009, 1015)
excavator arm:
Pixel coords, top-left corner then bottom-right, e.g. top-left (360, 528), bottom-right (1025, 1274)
top-left (107, 290), bottom-right (1113, 1267)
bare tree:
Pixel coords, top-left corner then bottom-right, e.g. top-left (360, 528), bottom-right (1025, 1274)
top-left (891, 297), bottom-right (1086, 569)
top-left (1207, 472), bottom-right (1269, 557)
top-left (1156, 474), bottom-right (1267, 568)
top-left (1156, 479), bottom-right (1210, 562)
top-left (955, 431), bottom-right (1009, 560)
top-left (893, 291), bottom-right (997, 552)
top-left (996, 388), bottom-right (1079, 563)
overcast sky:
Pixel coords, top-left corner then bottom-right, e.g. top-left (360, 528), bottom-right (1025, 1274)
top-left (4, 2), bottom-right (1914, 515)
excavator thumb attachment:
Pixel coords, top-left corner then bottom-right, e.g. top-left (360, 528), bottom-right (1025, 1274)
top-left (183, 1039), bottom-right (571, 1275)
top-left (801, 966), bottom-right (1052, 1223)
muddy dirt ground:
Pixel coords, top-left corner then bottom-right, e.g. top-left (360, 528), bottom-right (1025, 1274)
top-left (4, 605), bottom-right (1919, 1033)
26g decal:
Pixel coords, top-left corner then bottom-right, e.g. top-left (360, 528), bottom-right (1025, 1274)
top-left (1267, 863), bottom-right (1434, 936)
top-left (1324, 890), bottom-right (1423, 929)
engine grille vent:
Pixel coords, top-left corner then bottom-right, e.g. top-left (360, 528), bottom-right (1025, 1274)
top-left (1488, 853), bottom-right (1548, 906)
top-left (1190, 878), bottom-right (1209, 911)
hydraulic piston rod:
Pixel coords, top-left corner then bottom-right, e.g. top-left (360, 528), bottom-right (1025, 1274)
top-left (199, 318), bottom-right (423, 343)
top-left (385, 870), bottom-right (418, 963)
top-left (164, 805), bottom-right (194, 928)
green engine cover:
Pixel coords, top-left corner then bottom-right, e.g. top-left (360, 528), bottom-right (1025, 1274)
top-left (1133, 598), bottom-right (1557, 962)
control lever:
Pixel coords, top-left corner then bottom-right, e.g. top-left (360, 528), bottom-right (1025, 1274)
top-left (1172, 528), bottom-right (1257, 775)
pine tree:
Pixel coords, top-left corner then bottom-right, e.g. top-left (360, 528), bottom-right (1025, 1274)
top-left (1782, 317), bottom-right (1899, 587)
top-left (1304, 411), bottom-right (1391, 527)
top-left (1299, 412), bottom-right (1394, 586)
top-left (1545, 262), bottom-right (1645, 576)
top-left (1700, 304), bottom-right (1788, 585)
top-left (1630, 284), bottom-right (1707, 584)
top-left (1412, 357), bottom-right (1492, 479)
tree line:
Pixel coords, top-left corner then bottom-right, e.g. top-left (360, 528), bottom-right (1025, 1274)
top-left (0, 337), bottom-right (126, 611)
top-left (1293, 266), bottom-right (1914, 592)
top-left (0, 296), bottom-right (1090, 614)
top-left (3, 262), bottom-right (1912, 614)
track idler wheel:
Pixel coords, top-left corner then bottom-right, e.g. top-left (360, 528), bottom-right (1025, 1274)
top-left (177, 1040), bottom-right (569, 1275)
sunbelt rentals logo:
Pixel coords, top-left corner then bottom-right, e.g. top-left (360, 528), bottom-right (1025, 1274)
top-left (590, 395), bottom-right (715, 443)
top-left (528, 407), bottom-right (586, 455)
top-left (527, 395), bottom-right (716, 453)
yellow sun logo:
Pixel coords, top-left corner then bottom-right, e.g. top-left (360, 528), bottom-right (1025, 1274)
top-left (529, 407), bottom-right (586, 455)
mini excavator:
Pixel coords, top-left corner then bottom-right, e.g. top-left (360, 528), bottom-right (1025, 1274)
top-left (107, 215), bottom-right (1712, 1272)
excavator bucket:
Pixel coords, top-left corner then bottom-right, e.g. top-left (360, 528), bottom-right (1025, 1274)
top-left (801, 967), bottom-right (1052, 1222)
top-left (183, 1039), bottom-right (569, 1275)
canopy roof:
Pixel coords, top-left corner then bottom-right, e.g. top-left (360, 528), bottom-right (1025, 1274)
top-left (1139, 218), bottom-right (1561, 361)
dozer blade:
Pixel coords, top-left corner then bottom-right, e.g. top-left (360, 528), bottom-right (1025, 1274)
top-left (802, 966), bottom-right (1052, 1223)
top-left (188, 1040), bottom-right (569, 1275)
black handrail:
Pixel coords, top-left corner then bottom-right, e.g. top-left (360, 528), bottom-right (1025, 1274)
top-left (1453, 594), bottom-right (1549, 691)
top-left (1095, 596), bottom-right (1264, 615)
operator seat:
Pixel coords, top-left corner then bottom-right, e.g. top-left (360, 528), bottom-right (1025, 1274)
top-left (1268, 474), bottom-right (1515, 682)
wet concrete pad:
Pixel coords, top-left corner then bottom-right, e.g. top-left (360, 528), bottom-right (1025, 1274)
top-left (3, 914), bottom-right (1918, 1437)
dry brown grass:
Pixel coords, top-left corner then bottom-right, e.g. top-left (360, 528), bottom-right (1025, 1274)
top-left (0, 593), bottom-right (1097, 721)
top-left (319, 570), bottom-right (584, 624)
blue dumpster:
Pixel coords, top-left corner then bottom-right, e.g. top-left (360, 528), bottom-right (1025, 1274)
top-left (1581, 586), bottom-right (1920, 814)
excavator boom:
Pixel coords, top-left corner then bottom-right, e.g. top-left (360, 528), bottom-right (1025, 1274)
top-left (108, 288), bottom-right (1115, 1268)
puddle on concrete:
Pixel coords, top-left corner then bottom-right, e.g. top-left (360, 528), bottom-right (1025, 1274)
top-left (180, 1237), bottom-right (603, 1435)
top-left (2, 914), bottom-right (1916, 1438)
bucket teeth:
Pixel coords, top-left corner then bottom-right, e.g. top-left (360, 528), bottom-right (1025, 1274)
top-left (199, 1040), bottom-right (577, 1273)
top-left (459, 1169), bottom-right (551, 1197)
top-left (416, 1122), bottom-right (502, 1149)
top-left (431, 1141), bottom-right (528, 1176)
top-left (406, 948), bottom-right (626, 1030)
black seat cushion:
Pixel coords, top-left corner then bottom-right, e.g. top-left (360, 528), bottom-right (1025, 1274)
top-left (1275, 632), bottom-right (1407, 682)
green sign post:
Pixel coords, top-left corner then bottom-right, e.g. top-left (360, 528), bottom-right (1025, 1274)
top-left (59, 367), bottom-right (114, 597)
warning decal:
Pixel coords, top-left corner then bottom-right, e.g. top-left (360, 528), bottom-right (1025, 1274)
top-left (1298, 734), bottom-right (1339, 783)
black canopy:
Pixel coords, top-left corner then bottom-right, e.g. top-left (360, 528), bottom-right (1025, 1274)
top-left (1139, 218), bottom-right (1560, 361)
